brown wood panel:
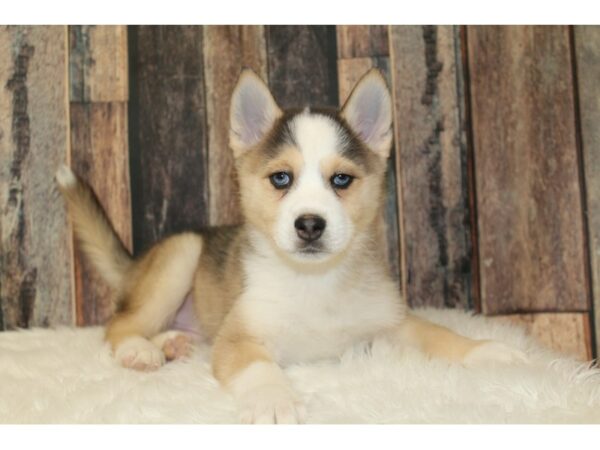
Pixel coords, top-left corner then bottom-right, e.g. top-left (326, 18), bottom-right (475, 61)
top-left (574, 25), bottom-right (600, 355)
top-left (336, 25), bottom-right (389, 59)
top-left (70, 103), bottom-right (131, 325)
top-left (128, 26), bottom-right (209, 253)
top-left (0, 26), bottom-right (74, 329)
top-left (203, 26), bottom-right (267, 226)
top-left (68, 25), bottom-right (131, 326)
top-left (69, 25), bottom-right (128, 102)
top-left (338, 56), bottom-right (401, 282)
top-left (389, 26), bottom-right (472, 309)
top-left (468, 26), bottom-right (588, 314)
top-left (494, 313), bottom-right (592, 361)
top-left (266, 26), bottom-right (338, 108)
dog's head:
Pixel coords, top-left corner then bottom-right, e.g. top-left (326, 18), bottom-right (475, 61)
top-left (230, 69), bottom-right (393, 264)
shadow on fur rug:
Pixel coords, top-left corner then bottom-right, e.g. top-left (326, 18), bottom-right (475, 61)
top-left (1, 308), bottom-right (599, 423)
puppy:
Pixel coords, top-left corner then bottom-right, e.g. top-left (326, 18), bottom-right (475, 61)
top-left (56, 69), bottom-right (526, 424)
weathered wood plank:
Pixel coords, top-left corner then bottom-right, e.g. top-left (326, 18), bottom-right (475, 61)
top-left (389, 26), bottom-right (472, 309)
top-left (203, 26), bottom-right (267, 226)
top-left (0, 26), bottom-right (74, 329)
top-left (128, 26), bottom-right (209, 253)
top-left (70, 103), bottom-right (131, 325)
top-left (68, 25), bottom-right (130, 326)
top-left (267, 26), bottom-right (339, 108)
top-left (69, 25), bottom-right (128, 102)
top-left (494, 313), bottom-right (592, 361)
top-left (574, 25), bottom-right (600, 356)
top-left (468, 26), bottom-right (588, 314)
top-left (336, 25), bottom-right (389, 59)
top-left (338, 56), bottom-right (401, 282)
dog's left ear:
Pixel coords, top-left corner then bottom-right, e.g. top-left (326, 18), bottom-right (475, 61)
top-left (341, 69), bottom-right (393, 158)
top-left (229, 69), bottom-right (282, 157)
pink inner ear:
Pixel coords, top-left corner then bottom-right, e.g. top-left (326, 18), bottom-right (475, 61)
top-left (231, 76), bottom-right (279, 149)
top-left (352, 94), bottom-right (385, 142)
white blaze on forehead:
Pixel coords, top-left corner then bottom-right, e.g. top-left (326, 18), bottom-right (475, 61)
top-left (289, 112), bottom-right (343, 164)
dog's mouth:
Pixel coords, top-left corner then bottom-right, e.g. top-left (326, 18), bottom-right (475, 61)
top-left (295, 242), bottom-right (327, 256)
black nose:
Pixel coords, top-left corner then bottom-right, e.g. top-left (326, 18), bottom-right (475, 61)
top-left (294, 215), bottom-right (326, 242)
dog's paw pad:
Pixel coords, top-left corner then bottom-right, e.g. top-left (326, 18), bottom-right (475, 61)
top-left (115, 336), bottom-right (165, 371)
top-left (162, 334), bottom-right (193, 361)
top-left (464, 340), bottom-right (529, 367)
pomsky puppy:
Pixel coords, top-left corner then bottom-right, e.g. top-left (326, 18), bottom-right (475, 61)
top-left (56, 68), bottom-right (527, 424)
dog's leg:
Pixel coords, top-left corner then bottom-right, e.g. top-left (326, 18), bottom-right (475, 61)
top-left (212, 313), bottom-right (305, 424)
top-left (106, 233), bottom-right (203, 371)
top-left (393, 314), bottom-right (528, 366)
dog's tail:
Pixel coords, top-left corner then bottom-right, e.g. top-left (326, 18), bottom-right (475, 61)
top-left (55, 165), bottom-right (133, 290)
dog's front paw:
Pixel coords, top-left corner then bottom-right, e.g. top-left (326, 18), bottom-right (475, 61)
top-left (463, 340), bottom-right (529, 367)
top-left (115, 336), bottom-right (166, 371)
top-left (237, 383), bottom-right (306, 424)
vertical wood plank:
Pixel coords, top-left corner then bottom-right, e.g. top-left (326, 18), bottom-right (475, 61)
top-left (0, 26), bottom-right (74, 329)
top-left (267, 26), bottom-right (339, 108)
top-left (69, 25), bottom-right (131, 326)
top-left (203, 26), bottom-right (267, 226)
top-left (70, 25), bottom-right (128, 102)
top-left (336, 25), bottom-right (389, 59)
top-left (128, 26), bottom-right (209, 253)
top-left (389, 26), bottom-right (473, 309)
top-left (468, 26), bottom-right (588, 314)
top-left (574, 25), bottom-right (600, 354)
top-left (70, 103), bottom-right (131, 325)
top-left (494, 313), bottom-right (592, 361)
top-left (337, 54), bottom-right (401, 282)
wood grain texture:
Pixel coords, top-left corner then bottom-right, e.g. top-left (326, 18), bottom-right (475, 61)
top-left (336, 25), bottom-right (389, 59)
top-left (70, 103), bottom-right (131, 325)
top-left (468, 26), bottom-right (588, 314)
top-left (494, 313), bottom-right (592, 361)
top-left (389, 26), bottom-right (472, 309)
top-left (0, 26), bottom-right (74, 329)
top-left (267, 26), bottom-right (339, 108)
top-left (128, 26), bottom-right (209, 253)
top-left (338, 56), bottom-right (401, 282)
top-left (69, 25), bottom-right (128, 102)
top-left (574, 25), bottom-right (600, 355)
top-left (203, 26), bottom-right (267, 226)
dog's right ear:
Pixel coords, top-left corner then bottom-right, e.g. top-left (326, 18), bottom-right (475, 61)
top-left (229, 69), bottom-right (282, 157)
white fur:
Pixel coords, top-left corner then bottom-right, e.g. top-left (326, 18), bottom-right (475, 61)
top-left (2, 309), bottom-right (599, 423)
top-left (242, 229), bottom-right (404, 365)
top-left (229, 361), bottom-right (305, 424)
top-left (55, 164), bottom-right (77, 188)
top-left (273, 112), bottom-right (354, 259)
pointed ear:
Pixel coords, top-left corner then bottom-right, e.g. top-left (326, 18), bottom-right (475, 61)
top-left (229, 69), bottom-right (282, 157)
top-left (340, 69), bottom-right (393, 157)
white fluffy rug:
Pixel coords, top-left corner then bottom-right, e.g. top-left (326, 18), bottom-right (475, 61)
top-left (1, 308), bottom-right (600, 424)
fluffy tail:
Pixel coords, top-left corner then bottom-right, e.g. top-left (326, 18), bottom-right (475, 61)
top-left (56, 165), bottom-right (133, 290)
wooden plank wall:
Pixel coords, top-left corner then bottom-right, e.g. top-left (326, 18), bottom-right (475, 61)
top-left (1, 26), bottom-right (74, 329)
top-left (69, 25), bottom-right (131, 325)
top-left (1, 25), bottom-right (598, 361)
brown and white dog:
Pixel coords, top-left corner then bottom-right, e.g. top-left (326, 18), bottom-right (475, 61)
top-left (56, 69), bottom-right (526, 424)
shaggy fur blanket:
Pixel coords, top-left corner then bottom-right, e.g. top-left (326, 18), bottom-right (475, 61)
top-left (1, 308), bottom-right (599, 423)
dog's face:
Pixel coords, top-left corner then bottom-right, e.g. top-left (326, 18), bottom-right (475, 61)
top-left (229, 69), bottom-right (393, 264)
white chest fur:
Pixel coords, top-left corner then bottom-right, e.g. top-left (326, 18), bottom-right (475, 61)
top-left (238, 242), bottom-right (405, 365)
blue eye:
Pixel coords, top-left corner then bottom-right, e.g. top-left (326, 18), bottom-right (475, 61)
top-left (331, 173), bottom-right (354, 189)
top-left (269, 171), bottom-right (292, 189)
